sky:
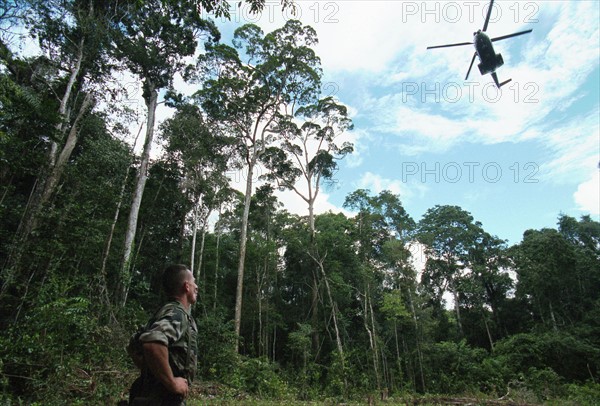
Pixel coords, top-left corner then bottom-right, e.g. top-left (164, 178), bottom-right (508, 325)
top-left (7, 2), bottom-right (597, 251)
top-left (7, 1), bottom-right (593, 308)
top-left (162, 1), bottom-right (599, 245)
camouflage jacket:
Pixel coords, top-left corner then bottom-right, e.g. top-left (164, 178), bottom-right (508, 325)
top-left (139, 300), bottom-right (198, 382)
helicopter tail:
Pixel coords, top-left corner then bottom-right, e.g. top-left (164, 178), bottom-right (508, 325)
top-left (492, 72), bottom-right (511, 88)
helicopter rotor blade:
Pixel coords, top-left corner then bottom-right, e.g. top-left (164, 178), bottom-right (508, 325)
top-left (491, 29), bottom-right (533, 42)
top-left (427, 42), bottom-right (473, 50)
top-left (465, 53), bottom-right (477, 80)
top-left (483, 0), bottom-right (494, 32)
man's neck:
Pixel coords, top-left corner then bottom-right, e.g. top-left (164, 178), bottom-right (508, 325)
top-left (170, 296), bottom-right (190, 311)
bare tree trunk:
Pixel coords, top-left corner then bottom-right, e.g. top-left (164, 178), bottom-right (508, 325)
top-left (49, 36), bottom-right (85, 165)
top-left (407, 288), bottom-right (425, 392)
top-left (40, 93), bottom-right (94, 209)
top-left (1, 33), bottom-right (87, 284)
top-left (309, 251), bottom-right (346, 388)
top-left (234, 158), bottom-right (255, 353)
top-left (197, 227), bottom-right (206, 284)
top-left (213, 226), bottom-right (221, 312)
top-left (362, 287), bottom-right (381, 390)
top-left (369, 289), bottom-right (382, 391)
top-left (119, 83), bottom-right (158, 307)
top-left (20, 37), bottom-right (85, 237)
top-left (394, 320), bottom-right (403, 390)
top-left (257, 266), bottom-right (263, 357)
top-left (482, 309), bottom-right (495, 351)
top-left (190, 202), bottom-right (199, 276)
top-left (1, 92), bottom-right (92, 295)
top-left (196, 208), bottom-right (211, 288)
top-left (453, 290), bottom-right (464, 336)
top-left (99, 161), bottom-right (129, 323)
top-left (311, 273), bottom-right (320, 354)
top-left (549, 302), bottom-right (558, 332)
top-left (307, 201), bottom-right (322, 355)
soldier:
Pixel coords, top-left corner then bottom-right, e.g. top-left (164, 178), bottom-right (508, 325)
top-left (128, 264), bottom-right (198, 405)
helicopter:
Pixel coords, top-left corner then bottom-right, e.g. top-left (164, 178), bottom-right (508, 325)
top-left (427, 0), bottom-right (532, 88)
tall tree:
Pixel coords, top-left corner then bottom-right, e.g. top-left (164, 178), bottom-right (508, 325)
top-left (460, 232), bottom-right (510, 349)
top-left (417, 205), bottom-right (484, 337)
top-left (196, 20), bottom-right (322, 351)
top-left (110, 0), bottom-right (219, 306)
top-left (0, 0), bottom-right (114, 293)
top-left (513, 228), bottom-right (578, 331)
top-left (557, 214), bottom-right (600, 317)
top-left (261, 96), bottom-right (353, 359)
top-left (159, 102), bottom-right (232, 280)
top-left (343, 189), bottom-right (416, 392)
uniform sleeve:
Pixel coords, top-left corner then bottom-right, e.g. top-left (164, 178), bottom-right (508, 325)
top-left (139, 304), bottom-right (185, 346)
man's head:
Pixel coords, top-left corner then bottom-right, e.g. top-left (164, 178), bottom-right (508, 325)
top-left (162, 264), bottom-right (198, 306)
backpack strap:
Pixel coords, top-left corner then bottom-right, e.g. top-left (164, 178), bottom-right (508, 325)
top-left (184, 311), bottom-right (193, 382)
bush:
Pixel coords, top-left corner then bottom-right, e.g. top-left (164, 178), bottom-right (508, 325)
top-left (195, 313), bottom-right (239, 381)
top-left (0, 297), bottom-right (133, 405)
top-left (564, 381), bottom-right (600, 406)
top-left (420, 340), bottom-right (495, 394)
top-left (237, 357), bottom-right (290, 399)
top-left (523, 367), bottom-right (564, 401)
top-left (493, 332), bottom-right (600, 382)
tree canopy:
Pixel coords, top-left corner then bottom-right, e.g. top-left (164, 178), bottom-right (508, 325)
top-left (0, 3), bottom-right (599, 405)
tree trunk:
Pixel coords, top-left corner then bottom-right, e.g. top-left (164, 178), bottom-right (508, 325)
top-left (369, 289), bottom-right (382, 391)
top-left (119, 83), bottom-right (158, 307)
top-left (453, 290), bottom-right (464, 336)
top-left (213, 226), bottom-right (221, 312)
top-left (306, 200), bottom-right (322, 356)
top-left (190, 201), bottom-right (199, 276)
top-left (549, 301), bottom-right (559, 332)
top-left (311, 273), bottom-right (320, 354)
top-left (407, 288), bottom-right (426, 392)
top-left (99, 159), bottom-right (130, 321)
top-left (234, 158), bottom-right (255, 353)
top-left (482, 309), bottom-right (495, 351)
top-left (394, 320), bottom-right (403, 390)
top-left (197, 227), bottom-right (206, 285)
top-left (310, 251), bottom-right (346, 389)
top-left (257, 266), bottom-right (263, 357)
top-left (1, 91), bottom-right (92, 296)
top-left (50, 36), bottom-right (85, 166)
top-left (40, 93), bottom-right (93, 209)
top-left (362, 287), bottom-right (381, 390)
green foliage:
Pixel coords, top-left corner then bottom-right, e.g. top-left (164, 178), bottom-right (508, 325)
top-left (235, 357), bottom-right (290, 399)
top-left (522, 367), bottom-right (564, 401)
top-left (493, 332), bottom-right (600, 382)
top-left (564, 381), bottom-right (600, 406)
top-left (196, 313), bottom-right (240, 381)
top-left (420, 340), bottom-right (494, 394)
top-left (381, 291), bottom-right (411, 321)
top-left (1, 3), bottom-right (600, 403)
top-left (0, 295), bottom-right (132, 404)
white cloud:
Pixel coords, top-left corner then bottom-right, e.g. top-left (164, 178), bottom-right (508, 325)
top-left (574, 170), bottom-right (600, 215)
top-left (542, 110), bottom-right (600, 184)
top-left (275, 188), bottom-right (351, 218)
top-left (340, 1), bottom-right (598, 179)
top-left (355, 171), bottom-right (426, 202)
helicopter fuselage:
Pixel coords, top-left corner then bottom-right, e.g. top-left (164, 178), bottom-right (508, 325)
top-left (474, 30), bottom-right (504, 75)
top-left (425, 0), bottom-right (532, 89)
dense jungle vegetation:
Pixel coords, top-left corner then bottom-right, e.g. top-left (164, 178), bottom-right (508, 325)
top-left (1, 1), bottom-right (599, 404)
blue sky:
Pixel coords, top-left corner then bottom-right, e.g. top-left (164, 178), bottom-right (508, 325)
top-left (10, 1), bottom-right (598, 246)
top-left (178, 0), bottom-right (600, 245)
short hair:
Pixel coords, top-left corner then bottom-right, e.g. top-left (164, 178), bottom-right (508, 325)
top-left (162, 264), bottom-right (191, 297)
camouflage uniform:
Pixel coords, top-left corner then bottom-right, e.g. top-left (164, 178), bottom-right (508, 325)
top-left (129, 301), bottom-right (198, 406)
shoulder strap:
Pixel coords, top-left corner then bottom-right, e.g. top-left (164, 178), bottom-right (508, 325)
top-left (185, 311), bottom-right (193, 381)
